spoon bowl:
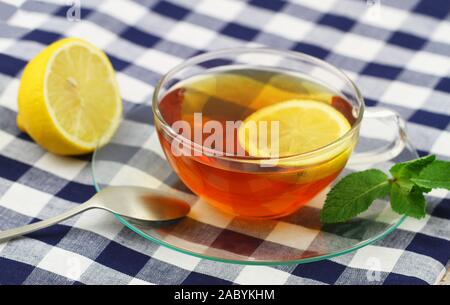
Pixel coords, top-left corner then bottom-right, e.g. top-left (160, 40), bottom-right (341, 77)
top-left (0, 186), bottom-right (191, 243)
top-left (91, 186), bottom-right (191, 223)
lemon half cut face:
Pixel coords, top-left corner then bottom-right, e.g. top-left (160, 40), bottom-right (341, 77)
top-left (17, 38), bottom-right (122, 155)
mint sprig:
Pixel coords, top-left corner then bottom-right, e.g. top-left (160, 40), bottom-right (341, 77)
top-left (320, 169), bottom-right (390, 223)
top-left (411, 160), bottom-right (450, 190)
top-left (320, 155), bottom-right (450, 224)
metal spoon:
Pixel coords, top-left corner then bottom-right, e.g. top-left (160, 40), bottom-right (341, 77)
top-left (0, 186), bottom-right (191, 243)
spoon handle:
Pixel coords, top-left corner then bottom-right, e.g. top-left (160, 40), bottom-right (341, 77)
top-left (0, 202), bottom-right (95, 243)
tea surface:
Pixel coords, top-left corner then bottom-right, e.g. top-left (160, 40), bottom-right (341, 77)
top-left (159, 68), bottom-right (355, 156)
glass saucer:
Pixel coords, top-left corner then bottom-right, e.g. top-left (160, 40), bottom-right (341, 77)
top-left (91, 104), bottom-right (417, 265)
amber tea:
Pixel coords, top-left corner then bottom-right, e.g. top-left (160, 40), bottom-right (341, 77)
top-left (156, 68), bottom-right (357, 218)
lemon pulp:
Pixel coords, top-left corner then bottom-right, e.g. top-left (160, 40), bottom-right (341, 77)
top-left (238, 99), bottom-right (354, 182)
top-left (17, 38), bottom-right (122, 155)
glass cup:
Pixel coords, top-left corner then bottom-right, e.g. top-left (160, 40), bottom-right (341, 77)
top-left (152, 48), bottom-right (406, 219)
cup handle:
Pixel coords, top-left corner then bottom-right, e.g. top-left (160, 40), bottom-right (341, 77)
top-left (348, 107), bottom-right (408, 165)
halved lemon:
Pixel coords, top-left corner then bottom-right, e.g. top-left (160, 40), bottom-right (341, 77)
top-left (17, 38), bottom-right (122, 155)
top-left (238, 99), bottom-right (354, 182)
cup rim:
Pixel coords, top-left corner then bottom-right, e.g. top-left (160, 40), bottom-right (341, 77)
top-left (152, 47), bottom-right (365, 163)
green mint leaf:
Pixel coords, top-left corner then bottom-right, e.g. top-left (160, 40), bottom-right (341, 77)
top-left (320, 169), bottom-right (390, 223)
top-left (411, 160), bottom-right (450, 190)
top-left (390, 183), bottom-right (426, 219)
top-left (389, 155), bottom-right (435, 180)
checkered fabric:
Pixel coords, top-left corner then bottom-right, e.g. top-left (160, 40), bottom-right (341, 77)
top-left (0, 0), bottom-right (449, 285)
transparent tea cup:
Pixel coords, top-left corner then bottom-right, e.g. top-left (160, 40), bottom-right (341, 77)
top-left (152, 48), bottom-right (406, 219)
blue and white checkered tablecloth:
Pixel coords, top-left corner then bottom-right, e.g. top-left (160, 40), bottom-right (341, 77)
top-left (0, 0), bottom-right (449, 285)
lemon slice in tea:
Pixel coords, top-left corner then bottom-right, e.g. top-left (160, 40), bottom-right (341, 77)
top-left (238, 99), bottom-right (353, 182)
top-left (17, 38), bottom-right (122, 155)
